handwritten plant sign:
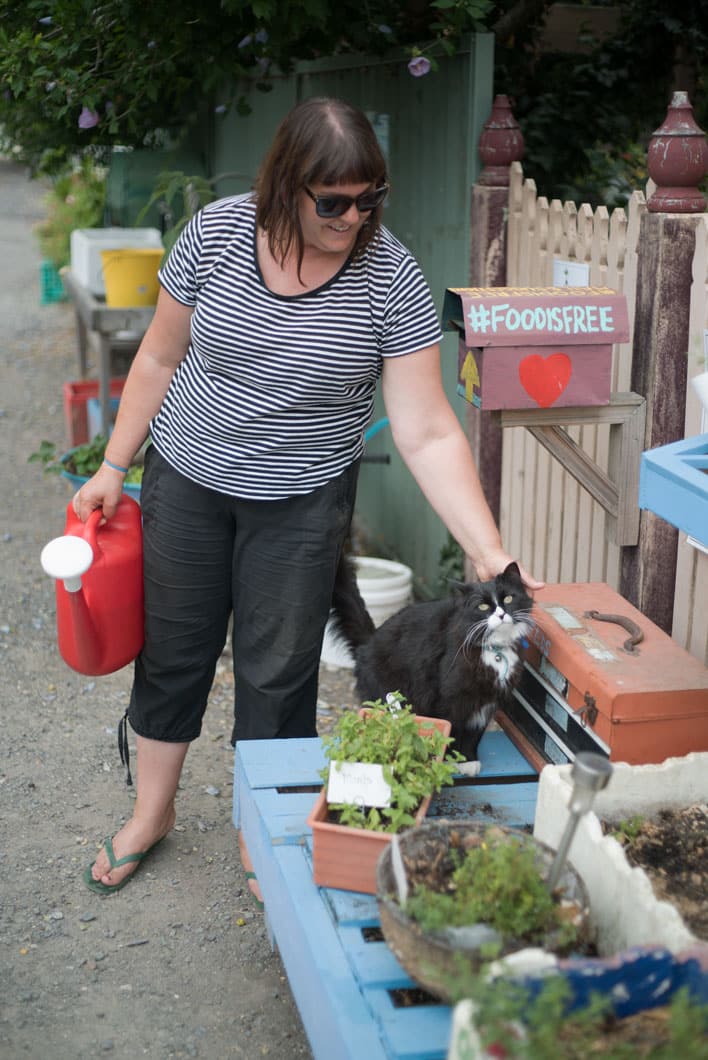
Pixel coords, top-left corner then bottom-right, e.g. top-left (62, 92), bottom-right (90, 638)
top-left (442, 286), bottom-right (630, 411)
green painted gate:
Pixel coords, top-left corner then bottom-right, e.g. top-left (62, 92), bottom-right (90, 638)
top-left (210, 35), bottom-right (494, 592)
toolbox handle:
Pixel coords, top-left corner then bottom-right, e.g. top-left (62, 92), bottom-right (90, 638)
top-left (584, 610), bottom-right (644, 654)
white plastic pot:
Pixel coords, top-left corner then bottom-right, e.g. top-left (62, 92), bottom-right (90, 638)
top-left (320, 556), bottom-right (413, 668)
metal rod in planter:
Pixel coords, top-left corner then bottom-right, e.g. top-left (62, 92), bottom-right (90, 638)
top-left (546, 752), bottom-right (613, 892)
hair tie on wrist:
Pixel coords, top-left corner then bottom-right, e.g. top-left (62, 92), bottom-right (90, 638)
top-left (103, 458), bottom-right (129, 474)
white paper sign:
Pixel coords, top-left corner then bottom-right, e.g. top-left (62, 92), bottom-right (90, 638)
top-left (552, 259), bottom-right (590, 287)
top-left (327, 761), bottom-right (392, 808)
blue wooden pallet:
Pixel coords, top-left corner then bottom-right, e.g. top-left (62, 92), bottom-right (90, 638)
top-left (233, 731), bottom-right (538, 1060)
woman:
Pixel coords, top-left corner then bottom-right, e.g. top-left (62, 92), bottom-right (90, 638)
top-left (75, 97), bottom-right (542, 894)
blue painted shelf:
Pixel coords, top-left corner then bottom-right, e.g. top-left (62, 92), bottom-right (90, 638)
top-left (639, 433), bottom-right (708, 546)
top-left (233, 731), bottom-right (538, 1060)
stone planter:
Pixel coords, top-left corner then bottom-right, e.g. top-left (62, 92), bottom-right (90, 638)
top-left (376, 820), bottom-right (590, 1003)
top-left (533, 752), bottom-right (708, 955)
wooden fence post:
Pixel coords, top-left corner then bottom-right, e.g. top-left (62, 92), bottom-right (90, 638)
top-left (466, 96), bottom-right (524, 552)
top-left (620, 92), bottom-right (708, 631)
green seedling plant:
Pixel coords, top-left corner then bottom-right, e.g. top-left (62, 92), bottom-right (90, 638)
top-left (610, 815), bottom-right (645, 846)
top-left (404, 827), bottom-right (580, 952)
top-left (29, 436), bottom-right (144, 485)
top-left (319, 692), bottom-right (462, 834)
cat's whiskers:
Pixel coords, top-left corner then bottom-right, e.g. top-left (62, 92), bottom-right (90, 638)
top-left (460, 618), bottom-right (490, 659)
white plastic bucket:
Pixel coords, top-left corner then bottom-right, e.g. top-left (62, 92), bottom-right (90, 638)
top-left (321, 556), bottom-right (413, 669)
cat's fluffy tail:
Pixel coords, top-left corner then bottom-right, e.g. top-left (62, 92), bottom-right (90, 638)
top-left (330, 555), bottom-right (376, 650)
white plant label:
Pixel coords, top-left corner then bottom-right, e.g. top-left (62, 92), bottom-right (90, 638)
top-left (327, 761), bottom-right (392, 808)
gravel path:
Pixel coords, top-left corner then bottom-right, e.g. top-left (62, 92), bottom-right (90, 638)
top-left (0, 157), bottom-right (358, 1060)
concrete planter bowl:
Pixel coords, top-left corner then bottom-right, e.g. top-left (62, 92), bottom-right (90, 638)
top-left (376, 819), bottom-right (591, 1004)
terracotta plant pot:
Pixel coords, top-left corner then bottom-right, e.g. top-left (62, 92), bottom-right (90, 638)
top-left (306, 713), bottom-right (451, 895)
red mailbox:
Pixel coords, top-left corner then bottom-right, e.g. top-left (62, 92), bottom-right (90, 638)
top-left (443, 286), bottom-right (630, 411)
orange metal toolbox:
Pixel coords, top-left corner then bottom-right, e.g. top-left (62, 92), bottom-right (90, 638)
top-left (497, 582), bottom-right (708, 768)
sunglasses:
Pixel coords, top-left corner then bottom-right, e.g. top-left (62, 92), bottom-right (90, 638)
top-left (304, 184), bottom-right (389, 219)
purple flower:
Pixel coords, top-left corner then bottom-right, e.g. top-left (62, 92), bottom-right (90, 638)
top-left (146, 40), bottom-right (156, 50)
top-left (238, 34), bottom-right (252, 49)
top-left (407, 56), bottom-right (431, 78)
top-left (78, 106), bottom-right (99, 130)
top-left (255, 29), bottom-right (268, 43)
top-left (214, 103), bottom-right (227, 114)
top-left (378, 24), bottom-right (392, 34)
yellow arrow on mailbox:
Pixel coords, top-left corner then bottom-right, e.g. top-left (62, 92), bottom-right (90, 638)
top-left (460, 350), bottom-right (480, 402)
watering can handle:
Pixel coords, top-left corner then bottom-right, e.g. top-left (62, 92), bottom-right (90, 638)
top-left (82, 508), bottom-right (104, 553)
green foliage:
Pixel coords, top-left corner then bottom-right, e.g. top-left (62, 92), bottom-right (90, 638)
top-left (136, 170), bottom-right (219, 256)
top-left (436, 531), bottom-right (465, 596)
top-left (454, 976), bottom-right (708, 1058)
top-left (0, 0), bottom-right (498, 175)
top-left (320, 693), bottom-right (461, 833)
top-left (34, 157), bottom-right (106, 269)
top-left (610, 814), bottom-right (646, 846)
top-left (495, 0), bottom-right (708, 208)
top-left (28, 436), bottom-right (144, 484)
top-left (404, 828), bottom-right (579, 950)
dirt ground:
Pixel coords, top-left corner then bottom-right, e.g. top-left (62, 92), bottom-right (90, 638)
top-left (0, 157), bottom-right (359, 1060)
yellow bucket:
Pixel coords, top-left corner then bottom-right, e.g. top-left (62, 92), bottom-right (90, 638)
top-left (100, 247), bottom-right (163, 307)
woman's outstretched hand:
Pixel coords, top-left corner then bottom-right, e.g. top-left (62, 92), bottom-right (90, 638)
top-left (474, 547), bottom-right (545, 591)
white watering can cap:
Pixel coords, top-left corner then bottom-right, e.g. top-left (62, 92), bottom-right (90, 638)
top-left (41, 535), bottom-right (94, 593)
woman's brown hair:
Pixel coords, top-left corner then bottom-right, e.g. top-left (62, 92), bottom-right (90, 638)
top-left (255, 97), bottom-right (389, 280)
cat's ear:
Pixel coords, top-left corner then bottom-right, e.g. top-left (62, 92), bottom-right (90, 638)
top-left (449, 578), bottom-right (467, 595)
top-left (503, 561), bottom-right (521, 579)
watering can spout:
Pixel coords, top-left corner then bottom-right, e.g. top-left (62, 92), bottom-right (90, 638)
top-left (41, 529), bottom-right (95, 592)
top-left (41, 497), bottom-right (144, 676)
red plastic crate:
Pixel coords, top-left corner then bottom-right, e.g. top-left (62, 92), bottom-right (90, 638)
top-left (63, 378), bottom-right (126, 446)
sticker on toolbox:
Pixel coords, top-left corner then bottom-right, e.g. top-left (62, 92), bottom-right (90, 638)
top-left (573, 632), bottom-right (617, 662)
top-left (539, 655), bottom-right (569, 696)
top-left (544, 605), bottom-right (585, 630)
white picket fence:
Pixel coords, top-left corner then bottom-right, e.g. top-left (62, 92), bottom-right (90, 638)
top-left (672, 214), bottom-right (708, 663)
top-left (502, 162), bottom-right (708, 663)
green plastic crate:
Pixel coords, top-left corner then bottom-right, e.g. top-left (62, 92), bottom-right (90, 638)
top-left (40, 260), bottom-right (67, 305)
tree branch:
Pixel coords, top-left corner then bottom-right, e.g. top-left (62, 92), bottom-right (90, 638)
top-left (493, 0), bottom-right (554, 44)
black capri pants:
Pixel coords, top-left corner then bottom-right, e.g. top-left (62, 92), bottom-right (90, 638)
top-left (128, 446), bottom-right (360, 746)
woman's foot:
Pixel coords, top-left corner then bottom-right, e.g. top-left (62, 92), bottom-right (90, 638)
top-left (89, 808), bottom-right (176, 889)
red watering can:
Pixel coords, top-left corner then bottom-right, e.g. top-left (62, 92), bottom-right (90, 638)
top-left (41, 495), bottom-right (144, 675)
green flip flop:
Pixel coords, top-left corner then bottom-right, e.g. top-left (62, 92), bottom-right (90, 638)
top-left (83, 835), bottom-right (161, 895)
top-left (244, 870), bottom-right (265, 910)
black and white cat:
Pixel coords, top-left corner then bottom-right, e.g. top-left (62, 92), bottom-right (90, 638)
top-left (330, 557), bottom-right (534, 776)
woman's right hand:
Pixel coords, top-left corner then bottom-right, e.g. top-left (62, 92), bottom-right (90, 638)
top-left (72, 462), bottom-right (127, 522)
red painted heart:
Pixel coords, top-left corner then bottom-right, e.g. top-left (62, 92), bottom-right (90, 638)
top-left (518, 352), bottom-right (572, 407)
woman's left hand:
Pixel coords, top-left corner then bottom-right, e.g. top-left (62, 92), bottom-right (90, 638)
top-left (472, 547), bottom-right (545, 591)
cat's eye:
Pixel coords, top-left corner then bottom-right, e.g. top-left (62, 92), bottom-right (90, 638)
top-left (503, 595), bottom-right (513, 603)
top-left (478, 603), bottom-right (490, 611)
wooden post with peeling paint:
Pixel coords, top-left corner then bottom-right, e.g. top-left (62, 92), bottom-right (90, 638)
top-left (620, 91), bottom-right (708, 632)
top-left (466, 95), bottom-right (524, 570)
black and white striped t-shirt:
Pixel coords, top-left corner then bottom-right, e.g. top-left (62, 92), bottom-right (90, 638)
top-left (151, 194), bottom-right (442, 499)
